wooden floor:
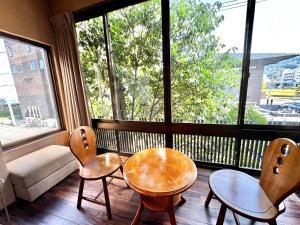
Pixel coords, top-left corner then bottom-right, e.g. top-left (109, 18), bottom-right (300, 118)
top-left (1, 166), bottom-right (300, 225)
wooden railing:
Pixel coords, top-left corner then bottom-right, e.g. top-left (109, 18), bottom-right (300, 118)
top-left (92, 119), bottom-right (300, 175)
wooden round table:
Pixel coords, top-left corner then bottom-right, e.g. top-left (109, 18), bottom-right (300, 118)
top-left (123, 148), bottom-right (197, 225)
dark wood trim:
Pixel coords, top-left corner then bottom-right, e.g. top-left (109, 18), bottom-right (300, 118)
top-left (93, 118), bottom-right (300, 132)
top-left (94, 120), bottom-right (240, 136)
top-left (237, 0), bottom-right (256, 126)
top-left (74, 0), bottom-right (148, 22)
top-left (161, 0), bottom-right (173, 148)
top-left (92, 119), bottom-right (300, 142)
top-left (102, 148), bottom-right (261, 176)
top-left (0, 31), bottom-right (53, 50)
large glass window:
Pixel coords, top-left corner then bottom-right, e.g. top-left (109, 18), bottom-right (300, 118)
top-left (245, 0), bottom-right (300, 125)
top-left (77, 0), bottom-right (163, 122)
top-left (77, 17), bottom-right (113, 119)
top-left (109, 0), bottom-right (163, 121)
top-left (0, 35), bottom-right (60, 148)
top-left (170, 0), bottom-right (246, 124)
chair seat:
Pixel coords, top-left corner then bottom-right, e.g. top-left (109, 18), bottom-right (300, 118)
top-left (209, 169), bottom-right (283, 221)
top-left (79, 153), bottom-right (122, 180)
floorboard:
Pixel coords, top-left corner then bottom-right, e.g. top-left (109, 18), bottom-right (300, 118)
top-left (1, 166), bottom-right (300, 225)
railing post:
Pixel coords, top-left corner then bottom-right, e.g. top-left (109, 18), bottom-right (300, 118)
top-left (234, 138), bottom-right (241, 168)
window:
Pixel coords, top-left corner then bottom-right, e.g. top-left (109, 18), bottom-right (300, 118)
top-left (77, 0), bottom-right (163, 121)
top-left (77, 16), bottom-right (113, 119)
top-left (109, 0), bottom-right (163, 121)
top-left (11, 64), bottom-right (19, 74)
top-left (26, 45), bottom-right (32, 52)
top-left (30, 60), bottom-right (37, 71)
top-left (0, 35), bottom-right (60, 148)
top-left (39, 59), bottom-right (45, 70)
top-left (6, 46), bottom-right (13, 57)
top-left (170, 0), bottom-right (246, 124)
top-left (75, 0), bottom-right (300, 130)
top-left (245, 0), bottom-right (300, 126)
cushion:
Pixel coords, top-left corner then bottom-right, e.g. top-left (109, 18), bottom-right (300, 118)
top-left (7, 145), bottom-right (75, 188)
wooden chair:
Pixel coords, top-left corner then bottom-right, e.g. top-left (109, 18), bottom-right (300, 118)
top-left (205, 138), bottom-right (300, 225)
top-left (69, 126), bottom-right (124, 220)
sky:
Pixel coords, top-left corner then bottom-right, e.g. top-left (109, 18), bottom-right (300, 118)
top-left (0, 38), bottom-right (18, 103)
top-left (207, 0), bottom-right (300, 53)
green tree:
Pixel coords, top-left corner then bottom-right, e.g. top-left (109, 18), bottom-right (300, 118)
top-left (77, 0), bottom-right (264, 124)
top-left (170, 0), bottom-right (240, 123)
top-left (109, 0), bottom-right (163, 121)
top-left (77, 18), bottom-right (112, 119)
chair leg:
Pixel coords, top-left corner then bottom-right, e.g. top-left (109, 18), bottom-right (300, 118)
top-left (216, 203), bottom-right (227, 225)
top-left (268, 220), bottom-right (277, 225)
top-left (178, 195), bottom-right (186, 207)
top-left (120, 164), bottom-right (124, 175)
top-left (77, 178), bottom-right (84, 209)
top-left (102, 177), bottom-right (112, 220)
top-left (131, 200), bottom-right (144, 225)
top-left (205, 189), bottom-right (213, 207)
top-left (120, 164), bottom-right (129, 188)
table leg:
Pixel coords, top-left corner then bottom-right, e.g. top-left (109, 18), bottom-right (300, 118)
top-left (205, 189), bottom-right (213, 207)
top-left (102, 177), bottom-right (112, 220)
top-left (167, 196), bottom-right (177, 225)
top-left (216, 203), bottom-right (227, 225)
top-left (131, 200), bottom-right (144, 225)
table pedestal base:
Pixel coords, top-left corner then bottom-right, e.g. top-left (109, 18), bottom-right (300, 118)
top-left (131, 194), bottom-right (186, 225)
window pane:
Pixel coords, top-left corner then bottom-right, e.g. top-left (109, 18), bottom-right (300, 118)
top-left (245, 0), bottom-right (300, 125)
top-left (0, 36), bottom-right (60, 147)
top-left (76, 17), bottom-right (113, 119)
top-left (171, 0), bottom-right (246, 124)
top-left (109, 0), bottom-right (163, 121)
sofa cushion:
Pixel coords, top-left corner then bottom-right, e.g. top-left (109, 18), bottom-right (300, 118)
top-left (7, 145), bottom-right (75, 188)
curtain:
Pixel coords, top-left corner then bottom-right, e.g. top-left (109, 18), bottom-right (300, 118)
top-left (50, 12), bottom-right (90, 131)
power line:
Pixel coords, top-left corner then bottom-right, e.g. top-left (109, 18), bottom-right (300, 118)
top-left (220, 0), bottom-right (268, 11)
top-left (221, 0), bottom-right (247, 9)
top-left (221, 0), bottom-right (243, 6)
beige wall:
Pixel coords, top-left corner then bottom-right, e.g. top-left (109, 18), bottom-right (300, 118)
top-left (50, 0), bottom-right (104, 15)
top-left (0, 0), bottom-right (55, 46)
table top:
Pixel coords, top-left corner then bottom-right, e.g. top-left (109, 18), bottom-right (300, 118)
top-left (123, 148), bottom-right (197, 197)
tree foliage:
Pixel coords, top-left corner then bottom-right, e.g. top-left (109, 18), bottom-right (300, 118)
top-left (76, 0), bottom-right (265, 124)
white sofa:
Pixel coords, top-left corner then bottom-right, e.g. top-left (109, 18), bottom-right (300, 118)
top-left (7, 145), bottom-right (77, 201)
top-left (3, 131), bottom-right (77, 202)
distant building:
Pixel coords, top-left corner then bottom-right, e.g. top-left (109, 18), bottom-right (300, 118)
top-left (268, 67), bottom-right (300, 89)
top-left (3, 40), bottom-right (54, 119)
top-left (229, 53), bottom-right (299, 104)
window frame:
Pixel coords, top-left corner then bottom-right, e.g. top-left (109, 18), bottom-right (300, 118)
top-left (0, 31), bottom-right (64, 151)
top-left (73, 0), bottom-right (300, 136)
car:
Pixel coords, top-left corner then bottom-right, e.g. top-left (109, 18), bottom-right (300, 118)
top-left (280, 102), bottom-right (300, 112)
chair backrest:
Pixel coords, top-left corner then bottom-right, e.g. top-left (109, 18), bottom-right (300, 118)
top-left (69, 126), bottom-right (97, 166)
top-left (260, 138), bottom-right (300, 206)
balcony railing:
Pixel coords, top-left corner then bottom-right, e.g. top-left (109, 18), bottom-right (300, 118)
top-left (92, 119), bottom-right (300, 176)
